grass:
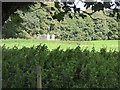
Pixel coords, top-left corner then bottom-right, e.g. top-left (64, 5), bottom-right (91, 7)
top-left (1, 39), bottom-right (119, 51)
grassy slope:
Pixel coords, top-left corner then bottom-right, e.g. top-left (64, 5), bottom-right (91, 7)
top-left (1, 39), bottom-right (119, 51)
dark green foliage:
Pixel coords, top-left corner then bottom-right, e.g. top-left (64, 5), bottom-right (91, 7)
top-left (2, 1), bottom-right (120, 25)
top-left (2, 2), bottom-right (119, 40)
top-left (2, 45), bottom-right (120, 88)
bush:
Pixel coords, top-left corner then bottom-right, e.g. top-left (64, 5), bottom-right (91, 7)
top-left (2, 45), bottom-right (120, 88)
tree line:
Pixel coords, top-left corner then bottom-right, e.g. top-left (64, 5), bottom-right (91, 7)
top-left (2, 2), bottom-right (119, 41)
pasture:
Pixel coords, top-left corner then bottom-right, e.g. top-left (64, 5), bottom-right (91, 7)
top-left (1, 39), bottom-right (119, 52)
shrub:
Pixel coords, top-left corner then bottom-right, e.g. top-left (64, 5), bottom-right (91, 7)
top-left (2, 45), bottom-right (120, 88)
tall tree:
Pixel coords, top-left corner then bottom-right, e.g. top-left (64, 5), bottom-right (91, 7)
top-left (2, 0), bottom-right (120, 25)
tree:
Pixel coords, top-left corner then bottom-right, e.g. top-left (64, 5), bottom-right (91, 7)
top-left (2, 2), bottom-right (119, 40)
top-left (2, 2), bottom-right (32, 25)
top-left (2, 0), bottom-right (120, 25)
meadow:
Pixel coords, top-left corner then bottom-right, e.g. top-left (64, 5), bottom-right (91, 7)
top-left (1, 39), bottom-right (119, 52)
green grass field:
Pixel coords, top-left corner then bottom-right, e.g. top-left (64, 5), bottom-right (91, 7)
top-left (1, 39), bottom-right (119, 51)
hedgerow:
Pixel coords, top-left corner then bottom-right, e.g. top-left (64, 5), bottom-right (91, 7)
top-left (2, 44), bottom-right (120, 88)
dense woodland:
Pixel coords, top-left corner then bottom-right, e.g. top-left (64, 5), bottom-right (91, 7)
top-left (2, 2), bottom-right (120, 40)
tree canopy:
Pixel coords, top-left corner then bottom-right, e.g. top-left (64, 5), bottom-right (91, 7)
top-left (2, 0), bottom-right (120, 24)
top-left (2, 2), bottom-right (119, 40)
